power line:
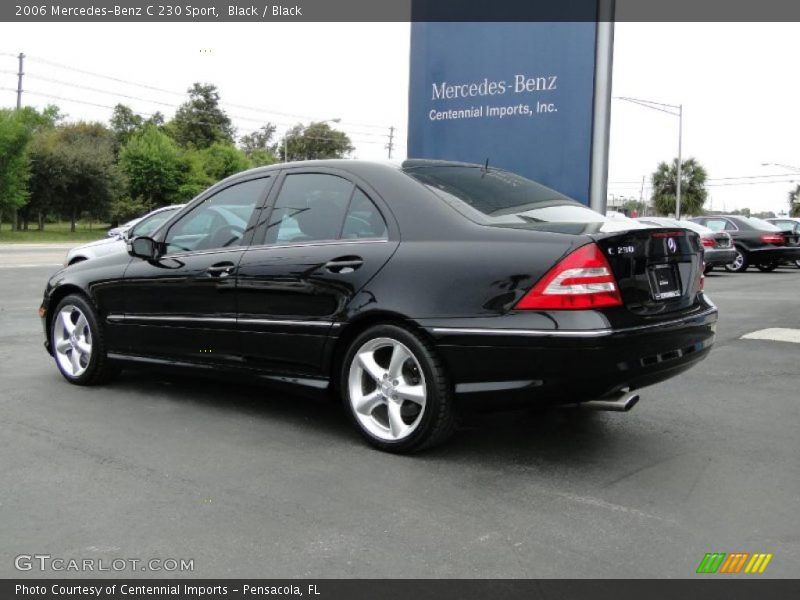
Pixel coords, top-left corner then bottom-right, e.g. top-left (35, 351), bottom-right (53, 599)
top-left (3, 65), bottom-right (392, 141)
top-left (23, 53), bottom-right (393, 131)
top-left (1, 86), bottom-right (385, 146)
top-left (609, 173), bottom-right (800, 184)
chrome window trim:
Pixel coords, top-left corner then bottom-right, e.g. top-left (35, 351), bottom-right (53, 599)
top-left (245, 238), bottom-right (389, 252)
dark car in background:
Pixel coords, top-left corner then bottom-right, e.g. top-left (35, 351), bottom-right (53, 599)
top-left (690, 215), bottom-right (800, 272)
top-left (40, 160), bottom-right (717, 452)
top-left (636, 217), bottom-right (735, 274)
top-left (766, 217), bottom-right (800, 268)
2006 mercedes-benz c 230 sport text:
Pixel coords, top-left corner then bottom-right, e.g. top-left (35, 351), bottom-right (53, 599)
top-left (40, 160), bottom-right (718, 452)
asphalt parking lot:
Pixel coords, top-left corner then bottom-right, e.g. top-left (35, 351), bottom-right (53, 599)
top-left (1, 244), bottom-right (798, 578)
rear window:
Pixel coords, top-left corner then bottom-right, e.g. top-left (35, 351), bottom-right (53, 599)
top-left (740, 216), bottom-right (780, 231)
top-left (403, 164), bottom-right (604, 225)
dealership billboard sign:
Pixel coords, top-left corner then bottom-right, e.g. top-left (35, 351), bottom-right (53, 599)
top-left (408, 5), bottom-right (614, 207)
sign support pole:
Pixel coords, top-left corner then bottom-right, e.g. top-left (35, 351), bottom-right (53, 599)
top-left (589, 0), bottom-right (615, 214)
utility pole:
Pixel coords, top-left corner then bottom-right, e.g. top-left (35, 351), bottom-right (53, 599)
top-left (639, 175), bottom-right (645, 216)
top-left (386, 126), bottom-right (395, 159)
top-left (16, 53), bottom-right (24, 109)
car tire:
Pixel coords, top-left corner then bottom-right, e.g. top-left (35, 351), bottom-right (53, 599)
top-left (795, 259), bottom-right (800, 269)
top-left (757, 262), bottom-right (779, 272)
top-left (724, 248), bottom-right (749, 273)
top-left (50, 294), bottom-right (118, 386)
top-left (703, 264), bottom-right (713, 275)
top-left (341, 323), bottom-right (455, 453)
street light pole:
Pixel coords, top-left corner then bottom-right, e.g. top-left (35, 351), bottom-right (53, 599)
top-left (615, 97), bottom-right (684, 218)
top-left (676, 104), bottom-right (683, 219)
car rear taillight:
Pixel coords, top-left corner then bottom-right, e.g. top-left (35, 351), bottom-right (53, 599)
top-left (515, 243), bottom-right (623, 310)
top-left (761, 234), bottom-right (784, 244)
top-left (701, 237), bottom-right (715, 248)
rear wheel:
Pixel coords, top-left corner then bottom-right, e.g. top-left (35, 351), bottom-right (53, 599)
top-left (795, 259), bottom-right (800, 269)
top-left (757, 262), bottom-right (779, 272)
top-left (703, 264), bottom-right (713, 275)
top-left (724, 248), bottom-right (748, 273)
top-left (51, 294), bottom-right (118, 385)
top-left (341, 324), bottom-right (455, 453)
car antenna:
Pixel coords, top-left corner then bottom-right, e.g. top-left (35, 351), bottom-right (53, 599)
top-left (481, 157), bottom-right (489, 177)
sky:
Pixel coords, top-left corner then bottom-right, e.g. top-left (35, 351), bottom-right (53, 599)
top-left (2, 21), bottom-right (799, 215)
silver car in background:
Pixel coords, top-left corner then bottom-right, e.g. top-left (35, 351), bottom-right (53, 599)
top-left (636, 216), bottom-right (736, 273)
top-left (65, 205), bottom-right (185, 265)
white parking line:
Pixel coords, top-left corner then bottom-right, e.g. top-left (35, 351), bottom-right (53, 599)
top-left (741, 328), bottom-right (800, 344)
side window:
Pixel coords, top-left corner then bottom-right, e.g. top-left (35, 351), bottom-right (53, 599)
top-left (266, 174), bottom-right (353, 244)
top-left (164, 178), bottom-right (268, 254)
top-left (723, 220), bottom-right (738, 231)
top-left (704, 219), bottom-right (726, 232)
top-left (342, 188), bottom-right (387, 240)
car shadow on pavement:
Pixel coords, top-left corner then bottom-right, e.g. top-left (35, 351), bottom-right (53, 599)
top-left (109, 364), bottom-right (628, 467)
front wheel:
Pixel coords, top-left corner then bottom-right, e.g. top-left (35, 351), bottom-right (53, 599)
top-left (341, 324), bottom-right (455, 453)
top-left (795, 259), bottom-right (800, 269)
top-left (51, 294), bottom-right (118, 385)
top-left (757, 262), bottom-right (779, 272)
top-left (724, 249), bottom-right (748, 273)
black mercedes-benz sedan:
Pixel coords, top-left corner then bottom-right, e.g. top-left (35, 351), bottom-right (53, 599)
top-left (690, 214), bottom-right (800, 273)
top-left (40, 160), bottom-right (718, 452)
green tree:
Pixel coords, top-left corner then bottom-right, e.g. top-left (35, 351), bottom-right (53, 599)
top-left (199, 142), bottom-right (252, 180)
top-left (621, 199), bottom-right (646, 216)
top-left (29, 122), bottom-right (121, 231)
top-left (1, 106), bottom-right (63, 231)
top-left (119, 125), bottom-right (184, 210)
top-left (110, 104), bottom-right (165, 153)
top-left (789, 184), bottom-right (800, 217)
top-left (170, 83), bottom-right (235, 149)
top-left (240, 124), bottom-right (278, 166)
top-left (651, 157), bottom-right (708, 216)
top-left (0, 110), bottom-right (33, 230)
top-left (280, 121), bottom-right (354, 161)
top-left (110, 104), bottom-right (144, 150)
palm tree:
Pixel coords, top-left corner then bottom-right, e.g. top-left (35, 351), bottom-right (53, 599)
top-left (789, 184), bottom-right (800, 217)
top-left (651, 157), bottom-right (708, 216)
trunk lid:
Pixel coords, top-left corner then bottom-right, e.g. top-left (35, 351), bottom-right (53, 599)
top-left (589, 227), bottom-right (703, 316)
top-left (713, 232), bottom-right (732, 248)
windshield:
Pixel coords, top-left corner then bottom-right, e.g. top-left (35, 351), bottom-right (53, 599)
top-left (403, 164), bottom-right (606, 225)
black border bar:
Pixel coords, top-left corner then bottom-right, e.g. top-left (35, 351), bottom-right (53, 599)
top-left (4, 579), bottom-right (800, 600)
top-left (5, 0), bottom-right (800, 22)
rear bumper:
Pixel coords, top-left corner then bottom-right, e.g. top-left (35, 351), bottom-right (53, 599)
top-left (704, 247), bottom-right (736, 266)
top-left (746, 246), bottom-right (800, 263)
top-left (422, 301), bottom-right (717, 405)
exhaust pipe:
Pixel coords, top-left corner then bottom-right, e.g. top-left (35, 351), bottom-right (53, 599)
top-left (563, 391), bottom-right (640, 412)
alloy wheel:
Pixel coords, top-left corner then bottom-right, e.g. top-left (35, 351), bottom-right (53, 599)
top-left (348, 337), bottom-right (427, 442)
top-left (727, 250), bottom-right (745, 272)
top-left (53, 305), bottom-right (93, 378)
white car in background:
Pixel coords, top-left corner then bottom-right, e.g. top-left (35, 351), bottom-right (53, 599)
top-left (65, 205), bottom-right (185, 266)
top-left (106, 216), bottom-right (144, 239)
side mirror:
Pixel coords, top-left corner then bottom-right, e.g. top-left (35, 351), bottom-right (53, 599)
top-left (128, 236), bottom-right (158, 261)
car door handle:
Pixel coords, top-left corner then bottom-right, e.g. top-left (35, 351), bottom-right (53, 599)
top-left (206, 262), bottom-right (235, 277)
top-left (324, 256), bottom-right (364, 274)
